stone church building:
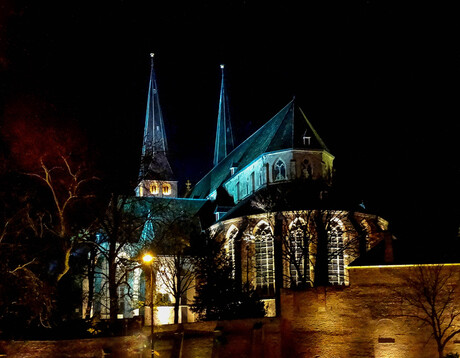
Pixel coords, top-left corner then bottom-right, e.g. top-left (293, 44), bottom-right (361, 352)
top-left (112, 54), bottom-right (393, 323)
top-left (79, 54), bottom-right (460, 358)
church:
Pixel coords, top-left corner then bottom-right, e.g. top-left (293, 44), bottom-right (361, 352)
top-left (120, 53), bottom-right (393, 324)
top-left (87, 54), bottom-right (393, 324)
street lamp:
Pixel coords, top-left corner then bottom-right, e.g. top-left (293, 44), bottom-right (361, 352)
top-left (142, 253), bottom-right (155, 357)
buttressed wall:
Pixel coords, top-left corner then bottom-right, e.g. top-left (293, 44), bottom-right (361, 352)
top-left (280, 265), bottom-right (460, 358)
top-left (216, 210), bottom-right (388, 292)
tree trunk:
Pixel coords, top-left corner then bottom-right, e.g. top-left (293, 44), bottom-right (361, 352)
top-left (274, 213), bottom-right (283, 316)
top-left (173, 298), bottom-right (180, 324)
top-left (109, 268), bottom-right (118, 326)
top-left (313, 213), bottom-right (329, 286)
top-left (438, 348), bottom-right (443, 358)
top-left (108, 242), bottom-right (118, 326)
top-left (85, 249), bottom-right (97, 320)
top-left (174, 260), bottom-right (181, 324)
top-left (437, 341), bottom-right (444, 358)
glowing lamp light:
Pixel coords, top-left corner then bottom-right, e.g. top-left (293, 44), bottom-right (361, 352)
top-left (220, 64), bottom-right (225, 69)
top-left (143, 254), bottom-right (154, 263)
top-left (150, 52), bottom-right (155, 58)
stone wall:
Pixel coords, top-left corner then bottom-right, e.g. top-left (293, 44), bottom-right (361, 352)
top-left (281, 265), bottom-right (460, 358)
top-left (0, 336), bottom-right (146, 358)
top-left (4, 266), bottom-right (460, 358)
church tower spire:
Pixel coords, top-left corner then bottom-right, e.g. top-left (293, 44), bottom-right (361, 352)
top-left (136, 53), bottom-right (177, 198)
top-left (213, 64), bottom-right (234, 167)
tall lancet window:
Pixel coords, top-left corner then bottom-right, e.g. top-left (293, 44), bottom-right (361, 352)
top-left (288, 218), bottom-right (309, 288)
top-left (259, 166), bottom-right (265, 186)
top-left (328, 219), bottom-right (345, 285)
top-left (150, 183), bottom-right (159, 195)
top-left (254, 221), bottom-right (275, 296)
top-left (273, 159), bottom-right (286, 181)
top-left (225, 225), bottom-right (238, 275)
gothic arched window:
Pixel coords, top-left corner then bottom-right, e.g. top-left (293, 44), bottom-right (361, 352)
top-left (162, 183), bottom-right (171, 195)
top-left (328, 219), bottom-right (345, 285)
top-left (225, 225), bottom-right (239, 271)
top-left (254, 221), bottom-right (275, 296)
top-left (273, 159), bottom-right (286, 181)
top-left (288, 218), bottom-right (309, 287)
top-left (150, 183), bottom-right (159, 195)
top-left (259, 165), bottom-right (266, 186)
top-left (302, 159), bottom-right (312, 179)
top-left (360, 219), bottom-right (372, 250)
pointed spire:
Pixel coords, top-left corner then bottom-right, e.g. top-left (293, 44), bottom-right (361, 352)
top-left (139, 53), bottom-right (171, 181)
top-left (213, 64), bottom-right (235, 167)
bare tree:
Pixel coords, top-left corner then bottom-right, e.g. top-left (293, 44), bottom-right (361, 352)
top-left (251, 183), bottom-right (365, 288)
top-left (143, 205), bottom-right (200, 324)
top-left (395, 265), bottom-right (460, 358)
top-left (190, 227), bottom-right (266, 321)
top-left (1, 103), bottom-right (100, 282)
top-left (88, 195), bottom-right (147, 324)
top-left (27, 155), bottom-right (99, 282)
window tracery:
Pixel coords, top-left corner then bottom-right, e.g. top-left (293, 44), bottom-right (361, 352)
top-left (259, 165), bottom-right (265, 186)
top-left (225, 225), bottom-right (238, 271)
top-left (288, 218), bottom-right (309, 287)
top-left (328, 219), bottom-right (345, 285)
top-left (273, 159), bottom-right (286, 181)
top-left (254, 221), bottom-right (275, 296)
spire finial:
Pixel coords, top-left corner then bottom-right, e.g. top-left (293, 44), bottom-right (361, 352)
top-left (150, 52), bottom-right (155, 58)
top-left (220, 64), bottom-right (225, 69)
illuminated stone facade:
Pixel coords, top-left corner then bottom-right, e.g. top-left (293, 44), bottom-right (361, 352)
top-left (220, 149), bottom-right (334, 204)
top-left (280, 265), bottom-right (460, 358)
top-left (211, 210), bottom-right (389, 312)
top-left (87, 58), bottom-right (403, 329)
top-left (135, 179), bottom-right (178, 198)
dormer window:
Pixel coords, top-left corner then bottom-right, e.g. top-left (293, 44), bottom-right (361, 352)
top-left (162, 183), bottom-right (171, 195)
top-left (273, 159), bottom-right (286, 181)
top-left (303, 130), bottom-right (311, 146)
top-left (230, 164), bottom-right (238, 176)
top-left (149, 183), bottom-right (159, 195)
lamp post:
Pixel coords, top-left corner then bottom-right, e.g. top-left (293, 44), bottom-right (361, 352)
top-left (143, 253), bottom-right (155, 357)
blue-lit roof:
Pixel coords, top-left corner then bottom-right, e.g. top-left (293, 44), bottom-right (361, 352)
top-left (190, 99), bottom-right (331, 199)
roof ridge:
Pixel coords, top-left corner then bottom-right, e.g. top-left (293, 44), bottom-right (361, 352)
top-left (190, 100), bottom-right (294, 197)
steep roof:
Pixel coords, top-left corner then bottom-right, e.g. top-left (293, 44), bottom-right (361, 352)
top-left (139, 53), bottom-right (174, 181)
top-left (189, 99), bottom-right (330, 199)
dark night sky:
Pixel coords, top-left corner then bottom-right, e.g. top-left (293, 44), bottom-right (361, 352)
top-left (1, 1), bottom-right (459, 245)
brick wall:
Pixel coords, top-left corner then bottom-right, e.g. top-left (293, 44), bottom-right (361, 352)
top-left (3, 266), bottom-right (460, 358)
top-left (281, 265), bottom-right (460, 358)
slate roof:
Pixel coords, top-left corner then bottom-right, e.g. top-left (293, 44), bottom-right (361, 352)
top-left (124, 196), bottom-right (207, 218)
top-left (189, 99), bottom-right (331, 199)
